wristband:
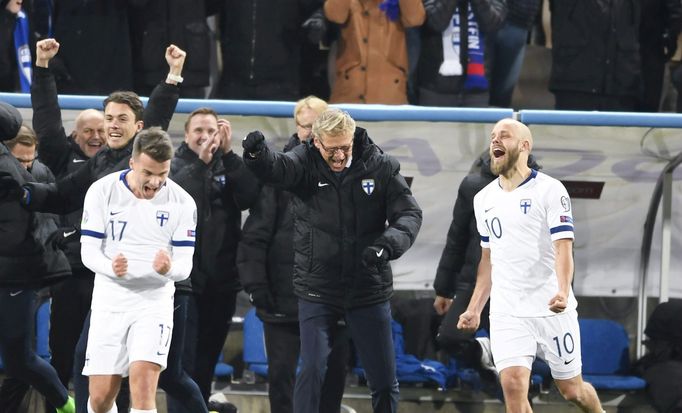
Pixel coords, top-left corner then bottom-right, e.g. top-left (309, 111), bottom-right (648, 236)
top-left (166, 73), bottom-right (184, 83)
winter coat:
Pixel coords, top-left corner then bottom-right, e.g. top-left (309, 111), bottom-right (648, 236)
top-left (549, 0), bottom-right (641, 98)
top-left (325, 0), bottom-right (425, 104)
top-left (244, 127), bottom-right (422, 308)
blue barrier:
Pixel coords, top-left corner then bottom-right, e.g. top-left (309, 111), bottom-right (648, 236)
top-left (1, 92), bottom-right (513, 122)
top-left (519, 109), bottom-right (682, 128)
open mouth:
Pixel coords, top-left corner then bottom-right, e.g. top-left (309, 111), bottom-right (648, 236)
top-left (492, 147), bottom-right (506, 158)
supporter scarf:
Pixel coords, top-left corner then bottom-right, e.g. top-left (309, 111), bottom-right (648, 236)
top-left (13, 10), bottom-right (32, 92)
top-left (438, 6), bottom-right (488, 91)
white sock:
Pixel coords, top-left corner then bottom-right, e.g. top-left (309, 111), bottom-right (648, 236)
top-left (87, 398), bottom-right (117, 413)
top-left (129, 409), bottom-right (157, 413)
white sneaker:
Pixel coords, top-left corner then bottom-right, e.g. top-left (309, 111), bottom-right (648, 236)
top-left (475, 337), bottom-right (497, 374)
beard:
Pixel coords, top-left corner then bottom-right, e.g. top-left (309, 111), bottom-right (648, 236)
top-left (490, 146), bottom-right (520, 177)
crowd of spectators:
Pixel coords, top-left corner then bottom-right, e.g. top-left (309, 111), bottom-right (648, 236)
top-left (2, 0), bottom-right (682, 112)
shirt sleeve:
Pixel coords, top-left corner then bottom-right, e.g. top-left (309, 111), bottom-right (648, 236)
top-left (79, 181), bottom-right (117, 278)
top-left (165, 196), bottom-right (197, 282)
top-left (473, 191), bottom-right (490, 248)
top-left (546, 180), bottom-right (574, 241)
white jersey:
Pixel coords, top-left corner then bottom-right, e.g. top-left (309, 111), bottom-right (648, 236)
top-left (80, 170), bottom-right (197, 311)
top-left (473, 170), bottom-right (577, 317)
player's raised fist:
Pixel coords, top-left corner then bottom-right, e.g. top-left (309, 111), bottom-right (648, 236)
top-left (36, 39), bottom-right (60, 67)
top-left (154, 249), bottom-right (172, 275)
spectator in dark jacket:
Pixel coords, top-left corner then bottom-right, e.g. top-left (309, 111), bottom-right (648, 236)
top-left (129, 0), bottom-right (217, 98)
top-left (487, 0), bottom-right (541, 108)
top-left (211, 0), bottom-right (322, 100)
top-left (238, 96), bottom-right (348, 413)
top-left (168, 107), bottom-right (260, 408)
top-left (0, 102), bottom-right (75, 413)
top-left (417, 0), bottom-right (507, 107)
top-left (243, 108), bottom-right (422, 413)
top-left (549, 0), bottom-right (642, 111)
top-left (0, 0), bottom-right (35, 92)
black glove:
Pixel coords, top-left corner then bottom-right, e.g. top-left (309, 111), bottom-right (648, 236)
top-left (362, 245), bottom-right (390, 268)
top-left (242, 131), bottom-right (266, 158)
top-left (249, 288), bottom-right (275, 312)
top-left (302, 9), bottom-right (327, 45)
top-left (0, 171), bottom-right (25, 202)
top-left (46, 226), bottom-right (80, 250)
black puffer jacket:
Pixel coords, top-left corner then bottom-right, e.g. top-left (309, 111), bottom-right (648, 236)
top-left (0, 146), bottom-right (70, 287)
top-left (549, 0), bottom-right (641, 98)
top-left (31, 66), bottom-right (92, 272)
top-left (170, 143), bottom-right (260, 294)
top-left (433, 153), bottom-right (541, 297)
top-left (245, 127), bottom-right (422, 309)
top-left (238, 135), bottom-right (301, 323)
top-left (24, 81), bottom-right (179, 214)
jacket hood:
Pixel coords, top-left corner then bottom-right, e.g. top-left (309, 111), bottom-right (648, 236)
top-left (0, 102), bottom-right (22, 142)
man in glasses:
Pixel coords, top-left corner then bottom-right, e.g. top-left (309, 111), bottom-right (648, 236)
top-left (242, 108), bottom-right (422, 413)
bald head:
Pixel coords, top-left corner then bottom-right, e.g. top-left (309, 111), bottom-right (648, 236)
top-left (73, 109), bottom-right (105, 158)
top-left (489, 118), bottom-right (533, 178)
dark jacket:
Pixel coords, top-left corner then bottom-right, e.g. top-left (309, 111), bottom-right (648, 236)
top-left (507, 0), bottom-right (541, 29)
top-left (0, 145), bottom-right (71, 287)
top-left (0, 8), bottom-right (18, 92)
top-left (417, 0), bottom-right (507, 95)
top-left (237, 135), bottom-right (302, 323)
top-left (31, 66), bottom-right (92, 273)
top-left (549, 0), bottom-right (641, 98)
top-left (170, 143), bottom-right (260, 294)
top-left (129, 0), bottom-right (216, 90)
top-left (24, 81), bottom-right (179, 214)
top-left (244, 127), bottom-right (422, 309)
top-left (52, 0), bottom-right (133, 94)
top-left (433, 153), bottom-right (541, 298)
top-left (212, 0), bottom-right (320, 99)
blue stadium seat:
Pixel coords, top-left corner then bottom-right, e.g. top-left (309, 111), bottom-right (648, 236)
top-left (214, 352), bottom-right (234, 380)
top-left (579, 318), bottom-right (646, 390)
top-left (242, 308), bottom-right (269, 378)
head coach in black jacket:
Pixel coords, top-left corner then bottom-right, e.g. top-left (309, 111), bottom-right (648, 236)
top-left (242, 108), bottom-right (422, 413)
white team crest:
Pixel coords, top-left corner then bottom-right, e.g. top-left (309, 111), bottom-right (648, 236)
top-left (156, 210), bottom-right (170, 227)
top-left (361, 179), bottom-right (375, 195)
top-left (520, 199), bottom-right (531, 214)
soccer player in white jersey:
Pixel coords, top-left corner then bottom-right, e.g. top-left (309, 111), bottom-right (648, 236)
top-left (79, 128), bottom-right (197, 413)
top-left (457, 118), bottom-right (604, 413)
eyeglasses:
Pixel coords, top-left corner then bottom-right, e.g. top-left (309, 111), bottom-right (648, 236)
top-left (317, 138), bottom-right (353, 154)
top-left (296, 122), bottom-right (313, 131)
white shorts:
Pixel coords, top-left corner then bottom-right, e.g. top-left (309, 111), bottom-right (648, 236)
top-left (82, 306), bottom-right (173, 377)
top-left (490, 310), bottom-right (582, 380)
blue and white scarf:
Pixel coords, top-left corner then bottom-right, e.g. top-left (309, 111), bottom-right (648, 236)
top-left (438, 7), bottom-right (488, 91)
top-left (13, 10), bottom-right (32, 92)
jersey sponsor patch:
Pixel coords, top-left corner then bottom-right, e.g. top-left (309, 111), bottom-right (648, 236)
top-left (560, 215), bottom-right (573, 223)
top-left (186, 229), bottom-right (196, 238)
top-left (361, 179), bottom-right (375, 195)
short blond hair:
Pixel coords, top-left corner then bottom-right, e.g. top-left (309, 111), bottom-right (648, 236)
top-left (5, 125), bottom-right (37, 150)
top-left (312, 108), bottom-right (356, 139)
top-left (294, 95), bottom-right (328, 118)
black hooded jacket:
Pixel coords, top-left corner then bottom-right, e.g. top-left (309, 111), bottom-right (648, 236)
top-left (244, 127), bottom-right (422, 309)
